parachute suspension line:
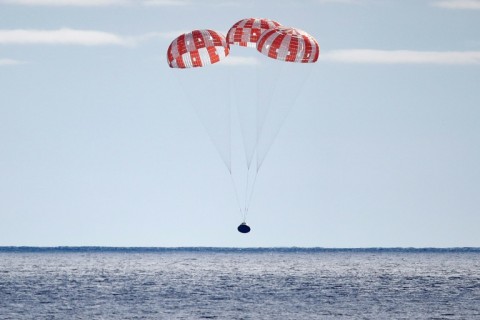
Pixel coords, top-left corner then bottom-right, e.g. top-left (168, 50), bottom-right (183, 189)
top-left (226, 71), bottom-right (245, 221)
top-left (244, 168), bottom-right (259, 220)
top-left (256, 63), bottom-right (282, 142)
top-left (228, 171), bottom-right (244, 221)
top-left (174, 70), bottom-right (232, 172)
top-left (256, 61), bottom-right (285, 172)
top-left (256, 64), bottom-right (314, 171)
top-left (244, 167), bottom-right (250, 215)
top-left (284, 65), bottom-right (314, 114)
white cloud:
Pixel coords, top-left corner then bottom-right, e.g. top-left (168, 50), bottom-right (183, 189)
top-left (0, 0), bottom-right (197, 5)
top-left (137, 31), bottom-right (190, 42)
top-left (0, 0), bottom-right (239, 6)
top-left (432, 0), bottom-right (480, 9)
top-left (0, 28), bottom-right (133, 46)
top-left (0, 0), bottom-right (131, 6)
top-left (0, 29), bottom-right (196, 47)
top-left (0, 58), bottom-right (26, 66)
top-left (322, 50), bottom-right (480, 65)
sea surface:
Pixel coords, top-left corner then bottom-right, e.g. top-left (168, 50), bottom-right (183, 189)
top-left (0, 247), bottom-right (479, 319)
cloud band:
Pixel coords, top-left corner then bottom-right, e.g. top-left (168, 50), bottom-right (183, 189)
top-left (0, 28), bottom-right (132, 46)
top-left (322, 49), bottom-right (480, 65)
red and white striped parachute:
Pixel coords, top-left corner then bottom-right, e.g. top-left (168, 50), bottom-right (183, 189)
top-left (256, 26), bottom-right (319, 63)
top-left (167, 29), bottom-right (229, 68)
top-left (226, 18), bottom-right (281, 48)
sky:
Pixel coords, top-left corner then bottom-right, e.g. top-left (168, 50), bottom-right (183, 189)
top-left (1, 0), bottom-right (479, 247)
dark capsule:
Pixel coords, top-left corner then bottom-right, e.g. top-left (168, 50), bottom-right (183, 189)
top-left (237, 223), bottom-right (251, 234)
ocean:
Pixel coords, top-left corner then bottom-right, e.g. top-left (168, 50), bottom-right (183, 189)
top-left (0, 247), bottom-right (479, 319)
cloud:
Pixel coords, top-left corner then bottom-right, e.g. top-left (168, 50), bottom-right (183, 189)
top-left (322, 50), bottom-right (480, 65)
top-left (0, 58), bottom-right (26, 66)
top-left (0, 29), bottom-right (196, 47)
top-left (0, 0), bottom-right (131, 5)
top-left (0, 28), bottom-right (133, 46)
top-left (0, 0), bottom-right (206, 5)
top-left (432, 0), bottom-right (480, 9)
top-left (137, 31), bottom-right (190, 42)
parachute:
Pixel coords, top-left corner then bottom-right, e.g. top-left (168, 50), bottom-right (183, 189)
top-left (167, 29), bottom-right (229, 68)
top-left (226, 18), bottom-right (281, 48)
top-left (256, 26), bottom-right (319, 63)
top-left (167, 19), bottom-right (319, 233)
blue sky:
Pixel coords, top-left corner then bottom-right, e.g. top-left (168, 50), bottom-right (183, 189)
top-left (1, 0), bottom-right (479, 247)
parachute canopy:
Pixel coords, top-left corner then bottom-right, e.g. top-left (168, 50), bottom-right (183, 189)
top-left (167, 29), bottom-right (229, 68)
top-left (256, 26), bottom-right (319, 63)
top-left (227, 18), bottom-right (281, 48)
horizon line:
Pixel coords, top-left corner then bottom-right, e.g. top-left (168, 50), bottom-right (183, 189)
top-left (1, 246), bottom-right (479, 252)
